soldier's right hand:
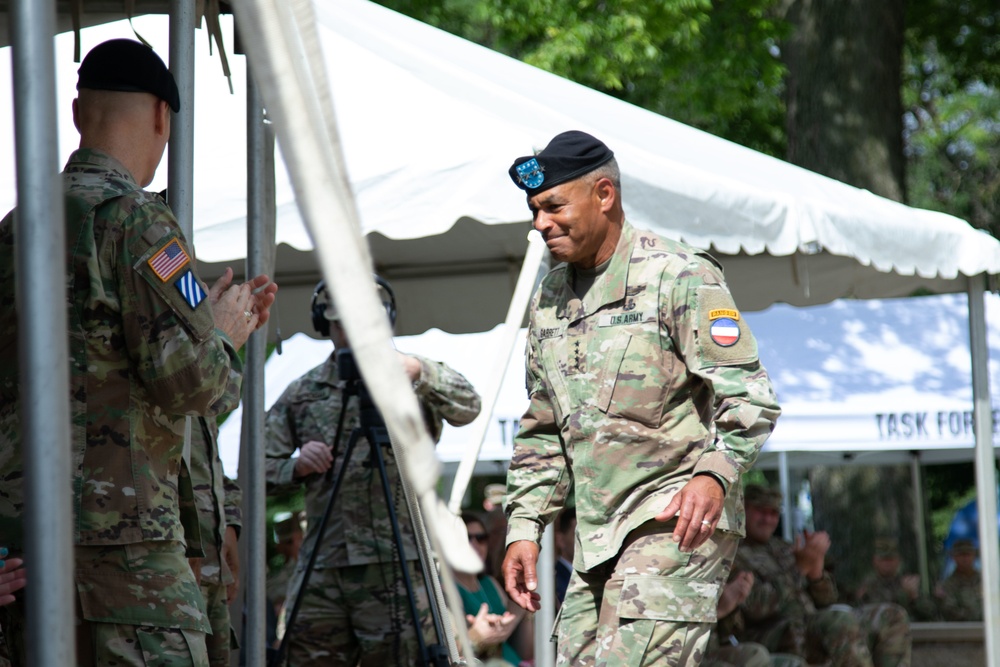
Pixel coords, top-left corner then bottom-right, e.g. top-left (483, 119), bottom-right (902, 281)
top-left (212, 278), bottom-right (258, 350)
top-left (293, 440), bottom-right (334, 478)
top-left (793, 529), bottom-right (830, 580)
top-left (502, 540), bottom-right (542, 612)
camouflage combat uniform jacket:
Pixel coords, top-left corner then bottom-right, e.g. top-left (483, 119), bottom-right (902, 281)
top-left (506, 221), bottom-right (780, 571)
top-left (939, 570), bottom-right (982, 621)
top-left (264, 352), bottom-right (480, 567)
top-left (0, 149), bottom-right (242, 630)
top-left (856, 572), bottom-right (938, 621)
top-left (733, 537), bottom-right (839, 643)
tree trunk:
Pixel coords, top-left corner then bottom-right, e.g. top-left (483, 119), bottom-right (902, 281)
top-left (781, 0), bottom-right (907, 201)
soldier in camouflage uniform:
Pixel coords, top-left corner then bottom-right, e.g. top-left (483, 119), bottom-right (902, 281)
top-left (734, 485), bottom-right (911, 667)
top-left (501, 131), bottom-right (781, 667)
top-left (185, 417), bottom-right (243, 666)
top-left (855, 539), bottom-right (938, 621)
top-left (704, 571), bottom-right (805, 667)
top-left (0, 39), bottom-right (276, 666)
top-left (264, 278), bottom-right (481, 666)
top-left (267, 511), bottom-right (305, 627)
top-left (937, 539), bottom-right (982, 622)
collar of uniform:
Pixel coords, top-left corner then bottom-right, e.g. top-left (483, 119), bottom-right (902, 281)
top-left (319, 350), bottom-right (343, 387)
top-left (559, 220), bottom-right (635, 322)
top-left (64, 148), bottom-right (139, 188)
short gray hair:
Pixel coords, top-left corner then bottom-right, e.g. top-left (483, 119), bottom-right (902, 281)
top-left (587, 157), bottom-right (621, 193)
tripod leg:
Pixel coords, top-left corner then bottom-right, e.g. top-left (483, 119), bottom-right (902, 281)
top-left (366, 424), bottom-right (435, 667)
top-left (270, 429), bottom-right (361, 667)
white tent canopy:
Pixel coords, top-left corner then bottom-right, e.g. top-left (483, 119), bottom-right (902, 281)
top-left (6, 3), bottom-right (998, 338)
top-left (217, 291), bottom-right (1000, 476)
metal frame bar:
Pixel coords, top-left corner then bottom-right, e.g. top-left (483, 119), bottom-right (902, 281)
top-left (10, 0), bottom-right (75, 664)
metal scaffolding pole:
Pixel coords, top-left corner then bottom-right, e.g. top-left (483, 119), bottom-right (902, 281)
top-left (168, 0), bottom-right (195, 237)
top-left (10, 0), bottom-right (75, 664)
top-left (968, 274), bottom-right (999, 666)
top-left (237, 63), bottom-right (274, 667)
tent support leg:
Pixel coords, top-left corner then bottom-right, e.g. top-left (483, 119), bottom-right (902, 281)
top-left (11, 0), bottom-right (75, 664)
top-left (446, 231), bottom-right (549, 514)
top-left (968, 274), bottom-right (998, 666)
top-left (779, 451), bottom-right (793, 542)
top-left (235, 61), bottom-right (274, 667)
top-left (909, 452), bottom-right (930, 597)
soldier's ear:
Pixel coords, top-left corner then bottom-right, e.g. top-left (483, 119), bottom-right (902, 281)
top-left (594, 178), bottom-right (616, 212)
top-left (153, 99), bottom-right (171, 137)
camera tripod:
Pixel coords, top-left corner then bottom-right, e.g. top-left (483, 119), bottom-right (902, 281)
top-left (270, 351), bottom-right (454, 667)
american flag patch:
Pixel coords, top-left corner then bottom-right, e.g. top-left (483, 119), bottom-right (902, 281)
top-left (148, 239), bottom-right (190, 282)
top-left (175, 269), bottom-right (206, 309)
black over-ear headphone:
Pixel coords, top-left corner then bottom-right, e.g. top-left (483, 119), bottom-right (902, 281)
top-left (310, 275), bottom-right (398, 338)
top-left (310, 280), bottom-right (331, 337)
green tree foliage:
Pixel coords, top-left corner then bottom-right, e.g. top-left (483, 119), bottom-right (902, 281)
top-left (904, 2), bottom-right (1000, 236)
top-left (376, 0), bottom-right (789, 155)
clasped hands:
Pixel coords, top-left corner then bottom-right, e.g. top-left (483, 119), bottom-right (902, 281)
top-left (209, 268), bottom-right (278, 350)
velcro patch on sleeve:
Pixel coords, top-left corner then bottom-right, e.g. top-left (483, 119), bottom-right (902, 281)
top-left (147, 238), bottom-right (190, 282)
top-left (696, 286), bottom-right (757, 366)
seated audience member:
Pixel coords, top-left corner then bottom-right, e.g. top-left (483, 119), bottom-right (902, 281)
top-left (937, 539), bottom-right (982, 622)
top-left (733, 484), bottom-right (911, 667)
top-left (553, 507), bottom-right (576, 607)
top-left (456, 512), bottom-right (532, 666)
top-left (266, 510), bottom-right (305, 623)
top-left (855, 537), bottom-right (937, 621)
top-left (704, 570), bottom-right (805, 667)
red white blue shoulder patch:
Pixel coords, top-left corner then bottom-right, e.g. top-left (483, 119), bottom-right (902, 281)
top-left (148, 238), bottom-right (190, 282)
top-left (708, 308), bottom-right (740, 347)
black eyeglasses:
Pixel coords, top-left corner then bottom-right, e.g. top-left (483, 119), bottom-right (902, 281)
top-left (467, 532), bottom-right (489, 544)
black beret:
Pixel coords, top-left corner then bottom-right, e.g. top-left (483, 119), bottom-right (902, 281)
top-left (77, 39), bottom-right (180, 113)
top-left (508, 130), bottom-right (614, 196)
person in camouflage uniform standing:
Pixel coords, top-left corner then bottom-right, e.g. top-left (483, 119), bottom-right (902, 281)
top-left (734, 485), bottom-right (911, 667)
top-left (0, 39), bottom-right (276, 666)
top-left (264, 277), bottom-right (481, 666)
top-left (855, 539), bottom-right (938, 621)
top-left (185, 417), bottom-right (243, 666)
top-left (501, 131), bottom-right (781, 667)
top-left (937, 539), bottom-right (982, 621)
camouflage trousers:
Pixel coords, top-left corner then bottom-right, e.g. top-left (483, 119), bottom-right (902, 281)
top-left (745, 603), bottom-right (910, 667)
top-left (283, 560), bottom-right (434, 666)
top-left (200, 579), bottom-right (236, 667)
top-left (554, 521), bottom-right (739, 667)
top-left (701, 641), bottom-right (771, 667)
top-left (855, 603), bottom-right (911, 667)
top-left (1, 542), bottom-right (210, 666)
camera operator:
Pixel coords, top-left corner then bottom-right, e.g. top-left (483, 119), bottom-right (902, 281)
top-left (264, 276), bottom-right (481, 666)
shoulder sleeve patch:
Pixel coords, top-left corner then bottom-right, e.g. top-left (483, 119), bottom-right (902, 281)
top-left (132, 230), bottom-right (215, 342)
top-left (696, 286), bottom-right (757, 367)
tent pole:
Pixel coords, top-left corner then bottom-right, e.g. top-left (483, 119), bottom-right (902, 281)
top-left (235, 63), bottom-right (272, 667)
top-left (779, 451), bottom-right (793, 542)
top-left (909, 452), bottom-right (930, 597)
top-left (10, 1), bottom-right (75, 664)
top-left (968, 274), bottom-right (999, 666)
top-left (534, 523), bottom-right (556, 667)
top-left (446, 231), bottom-right (548, 514)
top-left (168, 0), bottom-right (195, 237)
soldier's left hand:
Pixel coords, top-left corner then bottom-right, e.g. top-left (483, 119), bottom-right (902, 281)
top-left (655, 475), bottom-right (724, 552)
